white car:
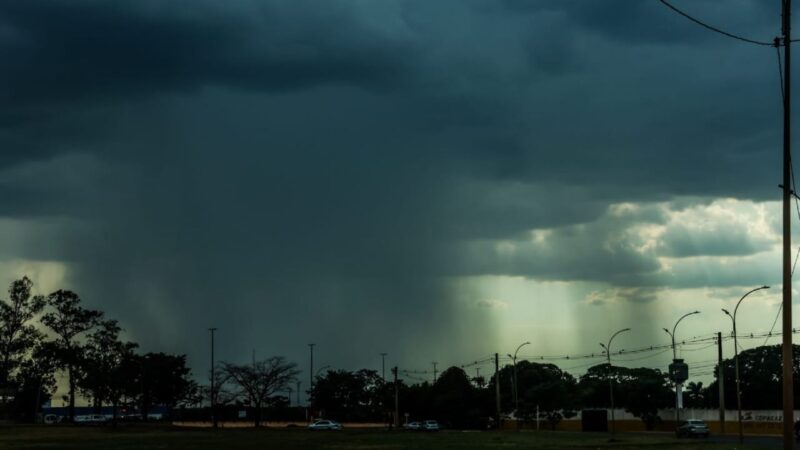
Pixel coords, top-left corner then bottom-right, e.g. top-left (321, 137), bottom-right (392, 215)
top-left (308, 419), bottom-right (342, 430)
top-left (74, 414), bottom-right (109, 425)
top-left (423, 420), bottom-right (440, 431)
top-left (403, 421), bottom-right (422, 430)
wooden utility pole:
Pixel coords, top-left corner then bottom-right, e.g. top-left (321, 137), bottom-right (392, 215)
top-left (782, 2), bottom-right (794, 449)
top-left (717, 332), bottom-right (725, 433)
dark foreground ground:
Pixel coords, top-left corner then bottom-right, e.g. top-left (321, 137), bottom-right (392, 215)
top-left (0, 425), bottom-right (783, 450)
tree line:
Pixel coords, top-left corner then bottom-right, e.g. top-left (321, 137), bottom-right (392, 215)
top-left (305, 345), bottom-right (800, 430)
top-left (5, 275), bottom-right (799, 429)
top-left (0, 277), bottom-right (197, 423)
top-left (304, 362), bottom-right (674, 429)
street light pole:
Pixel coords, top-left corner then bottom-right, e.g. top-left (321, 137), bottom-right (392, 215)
top-left (308, 343), bottom-right (315, 421)
top-left (662, 311), bottom-right (700, 425)
top-left (600, 328), bottom-right (631, 441)
top-left (381, 353), bottom-right (387, 381)
top-left (722, 285), bottom-right (769, 445)
top-left (506, 341), bottom-right (530, 415)
top-left (208, 328), bottom-right (217, 429)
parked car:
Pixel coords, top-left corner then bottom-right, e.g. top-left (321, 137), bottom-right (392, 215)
top-left (74, 414), bottom-right (109, 425)
top-left (676, 419), bottom-right (710, 438)
top-left (308, 419), bottom-right (342, 430)
top-left (423, 420), bottom-right (440, 431)
top-left (403, 421), bottom-right (422, 430)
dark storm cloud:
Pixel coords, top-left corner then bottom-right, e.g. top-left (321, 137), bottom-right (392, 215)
top-left (0, 0), bottom-right (788, 370)
top-left (0, 0), bottom-right (415, 108)
top-left (500, 0), bottom-right (777, 45)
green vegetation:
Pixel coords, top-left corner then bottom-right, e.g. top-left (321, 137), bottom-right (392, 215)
top-left (0, 426), bottom-right (765, 450)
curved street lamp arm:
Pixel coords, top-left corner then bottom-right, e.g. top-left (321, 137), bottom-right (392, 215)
top-left (513, 341), bottom-right (531, 360)
top-left (733, 285), bottom-right (769, 320)
top-left (672, 311), bottom-right (700, 338)
top-left (670, 311), bottom-right (700, 358)
top-left (608, 328), bottom-right (631, 350)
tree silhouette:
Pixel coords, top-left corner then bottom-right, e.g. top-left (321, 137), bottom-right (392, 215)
top-left (221, 357), bottom-right (299, 427)
top-left (516, 361), bottom-right (578, 429)
top-left (0, 277), bottom-right (45, 401)
top-left (309, 369), bottom-right (385, 422)
top-left (579, 364), bottom-right (672, 430)
top-left (12, 341), bottom-right (59, 422)
top-left (703, 344), bottom-right (800, 410)
top-left (430, 367), bottom-right (484, 428)
top-left (80, 320), bottom-right (138, 426)
top-left (135, 352), bottom-right (197, 420)
top-left (684, 381), bottom-right (705, 408)
top-left (40, 290), bottom-right (103, 421)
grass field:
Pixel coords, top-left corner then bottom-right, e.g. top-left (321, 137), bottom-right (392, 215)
top-left (0, 425), bottom-right (769, 450)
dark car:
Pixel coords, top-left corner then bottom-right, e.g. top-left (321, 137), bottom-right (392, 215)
top-left (676, 419), bottom-right (710, 438)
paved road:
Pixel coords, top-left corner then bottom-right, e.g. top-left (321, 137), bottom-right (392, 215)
top-left (707, 434), bottom-right (794, 449)
top-left (628, 431), bottom-right (794, 449)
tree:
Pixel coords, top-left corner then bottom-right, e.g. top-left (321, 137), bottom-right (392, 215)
top-left (0, 277), bottom-right (45, 400)
top-left (703, 344), bottom-right (800, 410)
top-left (221, 357), bottom-right (299, 427)
top-left (578, 364), bottom-right (672, 430)
top-left (684, 381), bottom-right (705, 408)
top-left (79, 320), bottom-right (138, 426)
top-left (430, 367), bottom-right (486, 428)
top-left (516, 362), bottom-right (578, 430)
top-left (40, 290), bottom-right (103, 421)
top-left (197, 368), bottom-right (236, 424)
top-left (11, 341), bottom-right (59, 422)
top-left (136, 352), bottom-right (197, 420)
top-left (309, 369), bottom-right (386, 422)
top-left (485, 363), bottom-right (518, 415)
top-left (619, 367), bottom-right (672, 430)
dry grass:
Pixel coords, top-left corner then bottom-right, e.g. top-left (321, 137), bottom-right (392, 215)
top-left (0, 425), bottom-right (766, 450)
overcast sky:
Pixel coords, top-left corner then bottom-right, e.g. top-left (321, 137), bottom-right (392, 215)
top-left (1, 0), bottom-right (796, 390)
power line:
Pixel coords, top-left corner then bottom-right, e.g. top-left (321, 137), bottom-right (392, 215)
top-left (658, 0), bottom-right (775, 46)
top-left (680, 343), bottom-right (717, 352)
top-left (614, 347), bottom-right (672, 362)
top-left (397, 329), bottom-right (800, 377)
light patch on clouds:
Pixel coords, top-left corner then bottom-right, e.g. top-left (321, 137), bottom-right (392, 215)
top-left (0, 259), bottom-right (68, 295)
top-left (459, 198), bottom-right (782, 292)
top-left (583, 287), bottom-right (663, 306)
top-left (656, 199), bottom-right (776, 258)
top-left (477, 298), bottom-right (509, 310)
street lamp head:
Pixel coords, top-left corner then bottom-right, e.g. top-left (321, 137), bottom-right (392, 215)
top-left (662, 327), bottom-right (670, 334)
top-left (692, 310), bottom-right (700, 314)
top-left (599, 343), bottom-right (607, 349)
top-left (722, 308), bottom-right (731, 316)
top-left (762, 285), bottom-right (770, 289)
